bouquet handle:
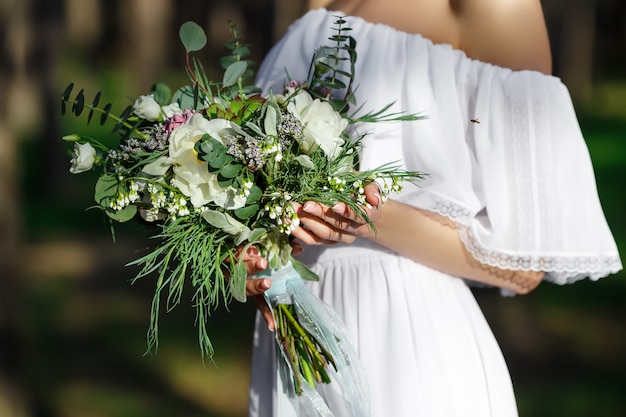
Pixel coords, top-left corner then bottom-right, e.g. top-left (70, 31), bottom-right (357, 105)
top-left (260, 261), bottom-right (371, 417)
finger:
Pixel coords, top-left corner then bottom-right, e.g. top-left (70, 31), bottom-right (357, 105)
top-left (291, 225), bottom-right (339, 245)
top-left (252, 295), bottom-right (275, 331)
top-left (290, 241), bottom-right (304, 256)
top-left (293, 218), bottom-right (356, 244)
top-left (299, 202), bottom-right (361, 232)
top-left (241, 246), bottom-right (268, 275)
top-left (246, 277), bottom-right (271, 296)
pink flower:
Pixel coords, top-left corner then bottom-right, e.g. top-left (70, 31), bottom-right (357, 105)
top-left (162, 109), bottom-right (196, 136)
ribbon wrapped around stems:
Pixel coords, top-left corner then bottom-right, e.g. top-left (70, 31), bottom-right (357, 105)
top-left (259, 261), bottom-right (371, 417)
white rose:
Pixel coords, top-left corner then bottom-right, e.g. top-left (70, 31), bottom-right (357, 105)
top-left (133, 94), bottom-right (162, 121)
top-left (69, 142), bottom-right (96, 174)
top-left (161, 102), bottom-right (182, 118)
top-left (167, 114), bottom-right (244, 209)
top-left (287, 91), bottom-right (347, 160)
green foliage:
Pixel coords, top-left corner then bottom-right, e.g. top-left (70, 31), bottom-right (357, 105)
top-left (179, 21), bottom-right (207, 53)
top-left (61, 82), bottom-right (147, 140)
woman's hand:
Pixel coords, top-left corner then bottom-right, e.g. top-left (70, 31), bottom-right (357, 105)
top-left (241, 243), bottom-right (303, 332)
top-left (291, 182), bottom-right (383, 245)
top-left (239, 246), bottom-right (275, 331)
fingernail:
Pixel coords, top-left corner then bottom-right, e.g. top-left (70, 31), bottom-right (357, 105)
top-left (303, 202), bottom-right (315, 213)
top-left (372, 192), bottom-right (381, 206)
top-left (260, 278), bottom-right (270, 290)
top-left (248, 246), bottom-right (259, 256)
top-left (333, 203), bottom-right (345, 215)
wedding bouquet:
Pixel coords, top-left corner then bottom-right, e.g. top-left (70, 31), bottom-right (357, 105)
top-left (61, 17), bottom-right (423, 406)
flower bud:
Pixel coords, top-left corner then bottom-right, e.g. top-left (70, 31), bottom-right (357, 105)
top-left (69, 142), bottom-right (96, 174)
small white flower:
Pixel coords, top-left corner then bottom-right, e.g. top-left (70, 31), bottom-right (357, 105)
top-left (69, 142), bottom-right (96, 174)
top-left (133, 94), bottom-right (162, 121)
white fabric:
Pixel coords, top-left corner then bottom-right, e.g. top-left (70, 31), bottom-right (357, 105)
top-left (249, 8), bottom-right (623, 417)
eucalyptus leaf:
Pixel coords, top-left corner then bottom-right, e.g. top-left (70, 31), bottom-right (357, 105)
top-left (234, 204), bottom-right (259, 220)
top-left (223, 61), bottom-right (247, 88)
top-left (106, 205), bottom-right (137, 223)
top-left (151, 82), bottom-right (172, 105)
top-left (248, 228), bottom-right (267, 243)
top-left (220, 163), bottom-right (242, 179)
top-left (246, 185), bottom-right (262, 204)
top-left (94, 174), bottom-right (118, 205)
top-left (179, 21), bottom-right (207, 52)
top-left (202, 209), bottom-right (247, 235)
top-left (172, 85), bottom-right (195, 110)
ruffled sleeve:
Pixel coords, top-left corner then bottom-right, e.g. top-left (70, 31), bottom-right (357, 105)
top-left (256, 9), bottom-right (622, 285)
top-left (396, 52), bottom-right (623, 285)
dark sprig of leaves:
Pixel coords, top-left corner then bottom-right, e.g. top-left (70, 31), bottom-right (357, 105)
top-left (61, 82), bottom-right (147, 139)
top-left (307, 17), bottom-right (357, 114)
top-left (220, 20), bottom-right (261, 98)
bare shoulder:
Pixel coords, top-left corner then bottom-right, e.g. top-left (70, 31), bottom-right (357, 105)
top-left (455, 0), bottom-right (553, 74)
top-left (319, 0), bottom-right (552, 74)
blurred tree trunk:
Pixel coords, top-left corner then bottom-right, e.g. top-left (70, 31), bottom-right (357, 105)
top-left (119, 0), bottom-right (174, 92)
top-left (0, 1), bottom-right (30, 417)
top-left (543, 0), bottom-right (596, 105)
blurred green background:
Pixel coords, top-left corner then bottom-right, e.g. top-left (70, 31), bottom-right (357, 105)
top-left (1, 0), bottom-right (625, 416)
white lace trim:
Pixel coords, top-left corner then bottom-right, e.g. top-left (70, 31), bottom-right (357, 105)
top-left (413, 194), bottom-right (622, 285)
top-left (458, 225), bottom-right (622, 285)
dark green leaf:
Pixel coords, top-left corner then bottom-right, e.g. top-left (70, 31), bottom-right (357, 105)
top-left (151, 82), bottom-right (172, 105)
top-left (232, 46), bottom-right (250, 58)
top-left (111, 105), bottom-right (132, 135)
top-left (100, 103), bottom-right (112, 125)
top-left (62, 83), bottom-right (74, 101)
top-left (179, 21), bottom-right (207, 52)
top-left (220, 162), bottom-right (242, 179)
top-left (246, 185), bottom-right (262, 204)
top-left (234, 204), bottom-right (259, 220)
top-left (87, 91), bottom-right (101, 124)
top-left (217, 176), bottom-right (233, 188)
top-left (73, 89), bottom-right (85, 116)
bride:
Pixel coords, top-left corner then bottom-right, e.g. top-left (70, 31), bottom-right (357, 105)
top-left (242, 0), bottom-right (622, 416)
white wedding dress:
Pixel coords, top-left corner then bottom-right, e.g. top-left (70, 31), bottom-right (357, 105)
top-left (248, 8), bottom-right (622, 417)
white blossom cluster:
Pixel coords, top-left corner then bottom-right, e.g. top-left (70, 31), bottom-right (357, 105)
top-left (264, 193), bottom-right (300, 234)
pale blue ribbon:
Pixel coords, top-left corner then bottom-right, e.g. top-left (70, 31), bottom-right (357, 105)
top-left (260, 261), bottom-right (371, 417)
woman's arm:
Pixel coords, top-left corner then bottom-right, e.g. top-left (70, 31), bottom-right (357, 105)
top-left (292, 185), bottom-right (544, 294)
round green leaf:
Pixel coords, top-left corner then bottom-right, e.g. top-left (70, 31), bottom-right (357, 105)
top-left (106, 205), bottom-right (137, 223)
top-left (179, 21), bottom-right (207, 53)
top-left (220, 162), bottom-right (242, 179)
top-left (151, 82), bottom-right (172, 105)
top-left (246, 185), bottom-right (262, 204)
top-left (94, 174), bottom-right (118, 205)
top-left (234, 204), bottom-right (259, 220)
